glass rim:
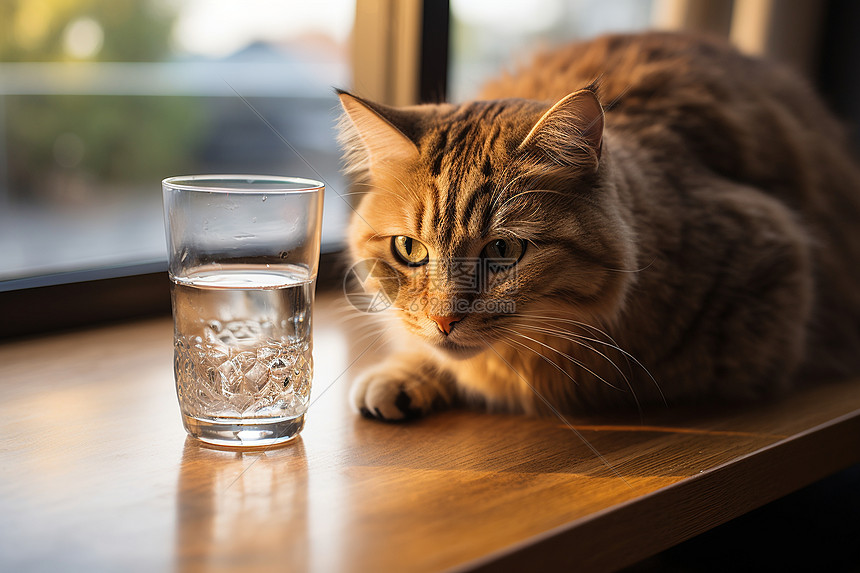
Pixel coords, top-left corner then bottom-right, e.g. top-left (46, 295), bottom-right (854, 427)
top-left (162, 174), bottom-right (324, 194)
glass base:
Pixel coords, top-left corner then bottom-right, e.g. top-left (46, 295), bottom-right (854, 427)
top-left (182, 413), bottom-right (305, 447)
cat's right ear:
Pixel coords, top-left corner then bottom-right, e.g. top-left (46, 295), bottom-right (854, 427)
top-left (336, 90), bottom-right (420, 169)
top-left (518, 88), bottom-right (604, 171)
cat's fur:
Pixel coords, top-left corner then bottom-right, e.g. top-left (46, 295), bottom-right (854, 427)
top-left (337, 32), bottom-right (860, 420)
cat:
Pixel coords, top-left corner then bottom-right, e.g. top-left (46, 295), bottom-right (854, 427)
top-left (336, 32), bottom-right (860, 421)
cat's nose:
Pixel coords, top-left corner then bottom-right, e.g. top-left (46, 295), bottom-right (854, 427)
top-left (428, 314), bottom-right (463, 336)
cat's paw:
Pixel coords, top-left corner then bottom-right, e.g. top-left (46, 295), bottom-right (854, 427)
top-left (350, 362), bottom-right (452, 422)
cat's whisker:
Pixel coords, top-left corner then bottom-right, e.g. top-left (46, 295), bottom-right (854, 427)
top-left (347, 323), bottom-right (392, 349)
top-left (510, 314), bottom-right (666, 406)
top-left (511, 314), bottom-right (633, 364)
top-left (480, 333), bottom-right (633, 488)
top-left (362, 231), bottom-right (401, 247)
top-left (498, 326), bottom-right (627, 393)
top-left (363, 335), bottom-right (392, 354)
top-left (513, 321), bottom-right (619, 358)
top-left (498, 189), bottom-right (566, 211)
top-left (338, 191), bottom-right (390, 199)
top-left (372, 165), bottom-right (422, 203)
top-left (514, 314), bottom-right (631, 358)
top-left (333, 311), bottom-right (385, 324)
top-left (489, 170), bottom-right (530, 216)
top-left (342, 310), bottom-right (389, 328)
top-left (514, 323), bottom-right (633, 383)
top-left (495, 335), bottom-right (581, 387)
top-left (326, 308), bottom-right (366, 320)
top-left (344, 331), bottom-right (387, 351)
top-left (511, 322), bottom-right (642, 415)
top-left (599, 255), bottom-right (658, 274)
top-left (346, 181), bottom-right (410, 202)
top-left (515, 312), bottom-right (636, 364)
top-left (349, 181), bottom-right (387, 189)
top-left (480, 167), bottom-right (532, 236)
top-left (601, 82), bottom-right (632, 112)
top-left (497, 175), bottom-right (530, 203)
top-left (511, 312), bottom-right (618, 344)
top-left (326, 308), bottom-right (369, 321)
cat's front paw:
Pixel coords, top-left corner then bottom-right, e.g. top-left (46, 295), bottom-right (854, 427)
top-left (350, 361), bottom-right (452, 422)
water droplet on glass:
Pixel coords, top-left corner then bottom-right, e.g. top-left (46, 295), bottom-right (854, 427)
top-left (262, 195), bottom-right (267, 202)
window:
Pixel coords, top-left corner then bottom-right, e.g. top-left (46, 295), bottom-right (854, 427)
top-left (0, 0), bottom-right (354, 285)
top-left (449, 0), bottom-right (654, 102)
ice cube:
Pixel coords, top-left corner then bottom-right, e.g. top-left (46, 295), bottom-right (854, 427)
top-left (203, 346), bottom-right (228, 368)
top-left (243, 381), bottom-right (279, 416)
top-left (202, 366), bottom-right (226, 391)
top-left (269, 357), bottom-right (291, 389)
top-left (203, 326), bottom-right (228, 350)
top-left (218, 360), bottom-right (242, 397)
top-left (256, 345), bottom-right (279, 363)
top-left (216, 328), bottom-right (238, 346)
top-left (231, 351), bottom-right (257, 374)
top-left (192, 384), bottom-right (223, 411)
top-left (244, 359), bottom-right (270, 392)
top-left (226, 320), bottom-right (262, 341)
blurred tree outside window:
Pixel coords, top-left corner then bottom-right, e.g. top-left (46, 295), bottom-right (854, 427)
top-left (0, 0), bottom-right (353, 283)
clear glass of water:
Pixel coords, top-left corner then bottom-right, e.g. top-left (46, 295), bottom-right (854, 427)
top-left (162, 175), bottom-right (324, 447)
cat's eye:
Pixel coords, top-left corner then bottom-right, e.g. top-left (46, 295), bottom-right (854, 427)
top-left (481, 238), bottom-right (526, 266)
top-left (392, 236), bottom-right (429, 266)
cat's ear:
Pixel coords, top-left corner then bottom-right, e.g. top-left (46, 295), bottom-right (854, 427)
top-left (519, 88), bottom-right (604, 169)
top-left (336, 90), bottom-right (420, 168)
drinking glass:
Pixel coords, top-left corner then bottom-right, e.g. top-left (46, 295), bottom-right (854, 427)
top-left (163, 175), bottom-right (324, 447)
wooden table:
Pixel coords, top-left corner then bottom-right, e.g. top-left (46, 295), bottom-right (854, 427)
top-left (2, 289), bottom-right (859, 572)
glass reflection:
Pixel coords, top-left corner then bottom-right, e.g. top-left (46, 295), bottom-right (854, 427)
top-left (174, 437), bottom-right (309, 571)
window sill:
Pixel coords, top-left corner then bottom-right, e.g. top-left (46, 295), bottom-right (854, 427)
top-left (0, 251), bottom-right (347, 340)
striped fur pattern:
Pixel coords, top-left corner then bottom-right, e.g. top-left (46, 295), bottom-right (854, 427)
top-left (338, 32), bottom-right (860, 420)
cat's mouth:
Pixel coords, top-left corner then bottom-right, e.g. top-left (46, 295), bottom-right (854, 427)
top-left (433, 337), bottom-right (484, 359)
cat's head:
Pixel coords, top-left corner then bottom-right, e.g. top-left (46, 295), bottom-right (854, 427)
top-left (337, 88), bottom-right (635, 357)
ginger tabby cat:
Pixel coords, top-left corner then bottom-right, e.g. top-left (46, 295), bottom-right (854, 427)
top-left (337, 32), bottom-right (860, 420)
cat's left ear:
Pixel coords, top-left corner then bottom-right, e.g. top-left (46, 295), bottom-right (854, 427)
top-left (336, 90), bottom-right (420, 168)
top-left (519, 88), bottom-right (604, 169)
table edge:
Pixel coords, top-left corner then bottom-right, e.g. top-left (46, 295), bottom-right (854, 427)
top-left (453, 408), bottom-right (860, 573)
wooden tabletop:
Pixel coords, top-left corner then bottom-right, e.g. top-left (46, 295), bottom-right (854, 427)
top-left (1, 288), bottom-right (859, 572)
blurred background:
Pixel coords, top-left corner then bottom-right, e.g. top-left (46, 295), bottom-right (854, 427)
top-left (0, 0), bottom-right (856, 295)
top-left (0, 0), bottom-right (354, 281)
